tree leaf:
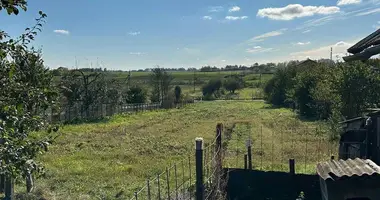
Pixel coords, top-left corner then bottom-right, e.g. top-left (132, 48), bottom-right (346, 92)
top-left (12, 7), bottom-right (19, 15)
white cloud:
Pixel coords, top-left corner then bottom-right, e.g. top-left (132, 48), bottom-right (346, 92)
top-left (337, 0), bottom-right (362, 5)
top-left (128, 31), bottom-right (141, 36)
top-left (290, 40), bottom-right (355, 60)
top-left (221, 59), bottom-right (227, 62)
top-left (246, 47), bottom-right (275, 54)
top-left (355, 7), bottom-right (380, 16)
top-left (203, 16), bottom-right (212, 20)
top-left (249, 29), bottom-right (287, 42)
top-left (129, 52), bottom-right (145, 56)
top-left (295, 42), bottom-right (311, 45)
top-left (229, 6), bottom-right (241, 12)
top-left (302, 30), bottom-right (311, 33)
top-left (53, 29), bottom-right (70, 35)
top-left (209, 6), bottom-right (224, 12)
top-left (374, 21), bottom-right (380, 29)
top-left (225, 16), bottom-right (248, 20)
top-left (257, 4), bottom-right (340, 20)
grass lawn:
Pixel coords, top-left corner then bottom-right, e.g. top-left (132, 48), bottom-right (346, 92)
top-left (25, 101), bottom-right (334, 199)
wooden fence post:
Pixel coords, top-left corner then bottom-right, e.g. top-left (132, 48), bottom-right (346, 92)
top-left (289, 159), bottom-right (295, 175)
top-left (247, 139), bottom-right (252, 170)
top-left (195, 138), bottom-right (204, 200)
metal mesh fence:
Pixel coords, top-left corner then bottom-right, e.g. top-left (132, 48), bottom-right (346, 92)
top-left (224, 123), bottom-right (339, 174)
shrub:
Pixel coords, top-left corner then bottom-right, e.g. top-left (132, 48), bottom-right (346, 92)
top-left (224, 77), bottom-right (244, 93)
top-left (125, 86), bottom-right (147, 104)
top-left (174, 85), bottom-right (182, 104)
top-left (202, 79), bottom-right (222, 98)
top-left (263, 65), bottom-right (298, 106)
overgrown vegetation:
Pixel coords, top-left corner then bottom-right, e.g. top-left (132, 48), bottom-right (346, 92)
top-left (263, 60), bottom-right (380, 135)
top-left (0, 1), bottom-right (59, 192)
top-left (31, 101), bottom-right (328, 199)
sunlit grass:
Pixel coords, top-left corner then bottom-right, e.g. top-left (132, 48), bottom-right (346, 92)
top-left (26, 101), bottom-right (330, 199)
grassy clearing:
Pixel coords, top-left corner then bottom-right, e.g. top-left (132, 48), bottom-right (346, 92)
top-left (25, 101), bottom-right (333, 199)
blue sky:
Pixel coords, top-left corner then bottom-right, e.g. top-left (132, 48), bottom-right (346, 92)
top-left (1, 0), bottom-right (380, 70)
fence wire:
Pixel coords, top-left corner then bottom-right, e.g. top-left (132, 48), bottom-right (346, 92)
top-left (224, 124), bottom-right (339, 174)
top-left (130, 154), bottom-right (196, 200)
top-left (129, 124), bottom-right (225, 200)
top-left (46, 101), bottom-right (196, 124)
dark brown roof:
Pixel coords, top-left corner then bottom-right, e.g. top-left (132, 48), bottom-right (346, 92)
top-left (296, 59), bottom-right (317, 67)
top-left (348, 29), bottom-right (380, 54)
top-left (317, 158), bottom-right (380, 181)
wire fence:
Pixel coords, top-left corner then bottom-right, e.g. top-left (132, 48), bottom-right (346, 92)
top-left (46, 100), bottom-right (195, 124)
top-left (224, 123), bottom-right (339, 174)
top-left (129, 124), bottom-right (225, 200)
top-left (131, 155), bottom-right (196, 200)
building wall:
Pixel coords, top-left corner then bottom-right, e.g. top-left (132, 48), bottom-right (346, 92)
top-left (326, 179), bottom-right (380, 200)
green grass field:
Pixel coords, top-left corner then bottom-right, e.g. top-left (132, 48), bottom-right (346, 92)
top-left (23, 101), bottom-right (334, 199)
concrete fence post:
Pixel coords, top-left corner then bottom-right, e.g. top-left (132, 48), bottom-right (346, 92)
top-left (246, 139), bottom-right (252, 170)
top-left (195, 138), bottom-right (204, 200)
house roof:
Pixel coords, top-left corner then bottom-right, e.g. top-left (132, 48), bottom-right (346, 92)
top-left (343, 29), bottom-right (380, 62)
top-left (317, 158), bottom-right (380, 181)
top-left (339, 116), bottom-right (365, 124)
top-left (296, 59), bottom-right (317, 67)
top-left (348, 29), bottom-right (380, 54)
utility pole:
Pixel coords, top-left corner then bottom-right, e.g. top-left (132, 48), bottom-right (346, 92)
top-left (193, 69), bottom-right (196, 93)
top-left (330, 47), bottom-right (333, 61)
top-left (75, 56), bottom-right (78, 69)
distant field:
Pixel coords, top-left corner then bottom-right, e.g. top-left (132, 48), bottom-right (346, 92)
top-left (26, 101), bottom-right (333, 199)
top-left (65, 70), bottom-right (273, 100)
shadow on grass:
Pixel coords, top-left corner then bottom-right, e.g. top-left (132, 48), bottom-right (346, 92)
top-left (263, 104), bottom-right (322, 122)
top-left (62, 117), bottom-right (111, 125)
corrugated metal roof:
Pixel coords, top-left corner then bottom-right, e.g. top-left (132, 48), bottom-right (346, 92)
top-left (317, 158), bottom-right (380, 181)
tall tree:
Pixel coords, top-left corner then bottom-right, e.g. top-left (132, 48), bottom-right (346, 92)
top-left (149, 67), bottom-right (173, 103)
top-left (61, 70), bottom-right (104, 118)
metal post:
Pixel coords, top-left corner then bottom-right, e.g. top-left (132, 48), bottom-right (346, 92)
top-left (4, 176), bottom-right (14, 200)
top-left (147, 179), bottom-right (151, 200)
top-left (247, 139), bottom-right (252, 170)
top-left (188, 155), bottom-right (192, 199)
top-left (244, 154), bottom-right (248, 170)
top-left (157, 174), bottom-right (161, 200)
top-left (260, 125), bottom-right (263, 170)
top-left (182, 160), bottom-right (185, 198)
top-left (304, 130), bottom-right (309, 174)
top-left (166, 168), bottom-right (170, 200)
top-left (134, 192), bottom-right (138, 200)
top-left (289, 159), bottom-right (295, 175)
top-left (175, 164), bottom-right (178, 200)
top-left (195, 138), bottom-right (204, 200)
top-left (0, 174), bottom-right (4, 193)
